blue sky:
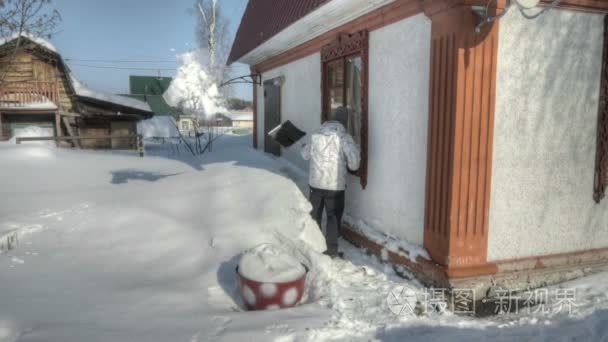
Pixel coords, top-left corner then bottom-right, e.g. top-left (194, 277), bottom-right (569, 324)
top-left (51, 0), bottom-right (251, 100)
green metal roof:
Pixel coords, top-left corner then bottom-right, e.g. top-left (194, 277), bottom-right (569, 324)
top-left (123, 94), bottom-right (182, 119)
top-left (127, 75), bottom-right (182, 119)
top-left (129, 75), bottom-right (173, 95)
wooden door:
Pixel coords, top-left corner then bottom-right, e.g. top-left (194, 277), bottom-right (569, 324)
top-left (263, 79), bottom-right (281, 156)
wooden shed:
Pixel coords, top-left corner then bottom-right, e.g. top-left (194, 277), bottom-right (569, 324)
top-left (0, 34), bottom-right (152, 148)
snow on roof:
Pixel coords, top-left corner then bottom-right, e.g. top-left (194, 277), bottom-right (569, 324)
top-left (70, 75), bottom-right (151, 112)
top-left (0, 32), bottom-right (58, 53)
top-left (226, 110), bottom-right (253, 121)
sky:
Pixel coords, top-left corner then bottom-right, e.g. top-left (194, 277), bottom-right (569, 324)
top-left (50, 0), bottom-right (252, 100)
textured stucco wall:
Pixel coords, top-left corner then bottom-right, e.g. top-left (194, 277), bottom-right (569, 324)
top-left (257, 53), bottom-right (322, 170)
top-left (255, 15), bottom-right (431, 245)
top-left (488, 9), bottom-right (608, 261)
top-left (344, 14), bottom-right (431, 245)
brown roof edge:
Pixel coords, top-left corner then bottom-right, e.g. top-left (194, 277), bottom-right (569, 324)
top-left (228, 0), bottom-right (331, 65)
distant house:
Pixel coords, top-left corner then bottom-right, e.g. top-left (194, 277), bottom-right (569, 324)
top-left (226, 110), bottom-right (253, 129)
top-left (0, 34), bottom-right (152, 149)
top-left (230, 0), bottom-right (608, 299)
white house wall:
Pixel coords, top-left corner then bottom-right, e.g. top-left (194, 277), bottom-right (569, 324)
top-left (488, 9), bottom-right (608, 261)
top-left (257, 14), bottom-right (431, 245)
top-left (345, 14), bottom-right (431, 245)
top-left (257, 52), bottom-right (322, 170)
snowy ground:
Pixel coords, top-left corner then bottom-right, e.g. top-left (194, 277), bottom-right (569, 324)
top-left (1, 135), bottom-right (608, 342)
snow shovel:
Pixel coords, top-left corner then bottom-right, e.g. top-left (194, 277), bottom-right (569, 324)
top-left (267, 120), bottom-right (306, 147)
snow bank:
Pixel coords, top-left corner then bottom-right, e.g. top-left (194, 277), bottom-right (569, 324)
top-left (7, 126), bottom-right (55, 147)
top-left (137, 116), bottom-right (179, 138)
top-left (239, 244), bottom-right (306, 282)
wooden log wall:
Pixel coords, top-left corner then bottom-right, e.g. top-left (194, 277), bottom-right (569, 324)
top-left (0, 49), bottom-right (77, 112)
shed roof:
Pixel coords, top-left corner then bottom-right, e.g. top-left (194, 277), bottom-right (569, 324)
top-left (228, 0), bottom-right (329, 65)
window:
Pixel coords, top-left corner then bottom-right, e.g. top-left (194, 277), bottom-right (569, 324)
top-left (321, 31), bottom-right (369, 188)
top-left (181, 120), bottom-right (190, 131)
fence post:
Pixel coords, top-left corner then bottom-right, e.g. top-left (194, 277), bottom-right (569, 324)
top-left (137, 134), bottom-right (144, 157)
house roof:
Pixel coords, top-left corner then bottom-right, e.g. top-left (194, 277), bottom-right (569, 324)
top-left (129, 75), bottom-right (173, 95)
top-left (0, 32), bottom-right (58, 53)
top-left (228, 0), bottom-right (329, 65)
top-left (124, 94), bottom-right (182, 118)
top-left (70, 75), bottom-right (151, 113)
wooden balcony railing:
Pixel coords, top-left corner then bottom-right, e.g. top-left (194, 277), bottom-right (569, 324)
top-left (0, 81), bottom-right (59, 109)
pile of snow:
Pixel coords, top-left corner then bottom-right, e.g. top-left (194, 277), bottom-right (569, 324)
top-left (70, 75), bottom-right (151, 112)
top-left (239, 244), bottom-right (306, 282)
top-left (137, 116), bottom-right (179, 138)
top-left (163, 49), bottom-right (226, 118)
top-left (6, 126), bottom-right (55, 147)
top-left (344, 215), bottom-right (430, 262)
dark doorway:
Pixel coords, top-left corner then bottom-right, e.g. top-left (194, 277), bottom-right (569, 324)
top-left (263, 79), bottom-right (281, 156)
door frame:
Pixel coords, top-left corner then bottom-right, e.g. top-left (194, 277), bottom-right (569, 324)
top-left (263, 77), bottom-right (282, 156)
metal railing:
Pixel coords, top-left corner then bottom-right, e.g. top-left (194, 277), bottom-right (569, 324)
top-left (0, 81), bottom-right (59, 108)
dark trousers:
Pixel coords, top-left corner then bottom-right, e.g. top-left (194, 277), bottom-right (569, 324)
top-left (309, 186), bottom-right (345, 254)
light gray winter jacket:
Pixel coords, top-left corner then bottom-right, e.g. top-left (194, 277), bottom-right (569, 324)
top-left (301, 121), bottom-right (361, 191)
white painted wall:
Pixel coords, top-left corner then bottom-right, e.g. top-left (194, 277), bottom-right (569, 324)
top-left (257, 53), bottom-right (322, 170)
top-left (256, 14), bottom-right (431, 245)
top-left (488, 9), bottom-right (608, 261)
top-left (345, 14), bottom-right (431, 244)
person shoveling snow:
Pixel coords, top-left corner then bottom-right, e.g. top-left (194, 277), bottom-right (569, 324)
top-left (300, 106), bottom-right (361, 258)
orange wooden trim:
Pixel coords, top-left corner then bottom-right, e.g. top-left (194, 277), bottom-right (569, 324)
top-left (423, 6), bottom-right (499, 270)
top-left (495, 246), bottom-right (608, 266)
top-left (448, 246), bottom-right (608, 278)
top-left (343, 222), bottom-right (608, 280)
top-left (540, 0), bottom-right (608, 13)
top-left (341, 223), bottom-right (450, 287)
top-left (420, 0), bottom-right (608, 17)
top-left (253, 0), bottom-right (421, 73)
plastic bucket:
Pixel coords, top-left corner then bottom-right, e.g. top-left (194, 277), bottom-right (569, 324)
top-left (236, 265), bottom-right (308, 311)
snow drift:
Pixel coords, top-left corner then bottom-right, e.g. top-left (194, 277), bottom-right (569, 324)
top-left (137, 116), bottom-right (179, 138)
top-left (6, 126), bottom-right (55, 147)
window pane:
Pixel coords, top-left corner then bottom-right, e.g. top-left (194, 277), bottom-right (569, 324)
top-left (346, 56), bottom-right (362, 144)
top-left (326, 59), bottom-right (344, 118)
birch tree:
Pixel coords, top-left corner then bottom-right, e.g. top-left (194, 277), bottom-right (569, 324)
top-left (194, 0), bottom-right (231, 87)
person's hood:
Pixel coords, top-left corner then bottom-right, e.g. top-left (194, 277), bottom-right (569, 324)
top-left (319, 121), bottom-right (346, 135)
